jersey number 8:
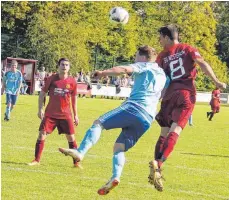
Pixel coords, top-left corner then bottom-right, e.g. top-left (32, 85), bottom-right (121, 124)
top-left (169, 58), bottom-right (185, 80)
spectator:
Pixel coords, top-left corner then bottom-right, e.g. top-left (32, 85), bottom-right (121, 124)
top-left (48, 72), bottom-right (53, 77)
top-left (102, 76), bottom-right (110, 86)
top-left (78, 70), bottom-right (85, 82)
top-left (127, 76), bottom-right (134, 87)
top-left (114, 76), bottom-right (121, 95)
top-left (84, 72), bottom-right (91, 85)
top-left (21, 73), bottom-right (29, 95)
top-left (39, 64), bottom-right (46, 86)
top-left (121, 74), bottom-right (128, 87)
top-left (82, 72), bottom-right (92, 98)
top-left (101, 76), bottom-right (110, 99)
top-left (74, 73), bottom-right (80, 84)
top-left (34, 69), bottom-right (40, 81)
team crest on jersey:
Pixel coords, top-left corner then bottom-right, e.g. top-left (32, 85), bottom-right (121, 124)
top-left (66, 84), bottom-right (70, 89)
top-left (195, 52), bottom-right (201, 57)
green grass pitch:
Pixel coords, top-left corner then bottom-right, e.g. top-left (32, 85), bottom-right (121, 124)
top-left (1, 95), bottom-right (229, 200)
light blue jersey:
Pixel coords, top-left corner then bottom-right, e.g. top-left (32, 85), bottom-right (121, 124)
top-left (69, 59), bottom-right (168, 186)
top-left (3, 70), bottom-right (22, 95)
top-left (124, 62), bottom-right (166, 119)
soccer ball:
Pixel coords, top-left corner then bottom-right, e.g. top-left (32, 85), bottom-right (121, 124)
top-left (109, 7), bottom-right (129, 25)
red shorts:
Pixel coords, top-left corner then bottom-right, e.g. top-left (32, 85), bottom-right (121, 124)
top-left (39, 117), bottom-right (75, 135)
top-left (156, 90), bottom-right (196, 129)
top-left (211, 104), bottom-right (220, 113)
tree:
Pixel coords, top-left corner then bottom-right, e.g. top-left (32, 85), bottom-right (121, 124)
top-left (131, 1), bottom-right (228, 90)
top-left (2, 1), bottom-right (228, 89)
top-left (214, 2), bottom-right (229, 68)
top-left (1, 1), bottom-right (46, 59)
top-left (27, 2), bottom-right (91, 73)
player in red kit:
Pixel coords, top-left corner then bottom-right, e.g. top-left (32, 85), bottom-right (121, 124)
top-left (207, 88), bottom-right (221, 121)
top-left (28, 58), bottom-right (81, 168)
top-left (148, 25), bottom-right (227, 191)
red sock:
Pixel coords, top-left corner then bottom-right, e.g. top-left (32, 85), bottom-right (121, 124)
top-left (35, 140), bottom-right (45, 162)
top-left (68, 140), bottom-right (78, 164)
top-left (158, 132), bottom-right (179, 168)
top-left (154, 136), bottom-right (166, 160)
top-left (68, 140), bottom-right (77, 149)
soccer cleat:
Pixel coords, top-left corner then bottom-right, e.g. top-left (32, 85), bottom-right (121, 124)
top-left (58, 148), bottom-right (84, 161)
top-left (97, 178), bottom-right (120, 195)
top-left (73, 162), bottom-right (83, 169)
top-left (148, 160), bottom-right (164, 192)
top-left (207, 112), bottom-right (210, 118)
top-left (4, 113), bottom-right (9, 121)
top-left (28, 160), bottom-right (40, 166)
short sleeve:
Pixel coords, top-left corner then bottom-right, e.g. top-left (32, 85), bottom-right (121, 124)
top-left (42, 76), bottom-right (53, 93)
top-left (187, 46), bottom-right (202, 60)
top-left (128, 63), bottom-right (144, 74)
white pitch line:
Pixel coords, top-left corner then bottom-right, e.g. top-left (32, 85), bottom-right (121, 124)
top-left (3, 166), bottom-right (107, 181)
top-left (8, 146), bottom-right (229, 175)
top-left (129, 182), bottom-right (229, 200)
top-left (2, 166), bottom-right (229, 200)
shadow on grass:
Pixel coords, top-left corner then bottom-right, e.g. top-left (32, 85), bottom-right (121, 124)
top-left (1, 161), bottom-right (29, 166)
top-left (181, 152), bottom-right (229, 158)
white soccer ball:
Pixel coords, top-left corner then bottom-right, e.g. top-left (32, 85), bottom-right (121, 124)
top-left (109, 7), bottom-right (129, 25)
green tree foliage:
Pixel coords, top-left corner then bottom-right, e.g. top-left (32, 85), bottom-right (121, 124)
top-left (1, 1), bottom-right (228, 90)
top-left (1, 1), bottom-right (46, 58)
top-left (214, 2), bottom-right (229, 68)
top-left (1, 1), bottom-right (31, 30)
top-left (1, 1), bottom-right (30, 57)
top-left (27, 2), bottom-right (140, 72)
top-left (27, 2), bottom-right (90, 73)
top-left (133, 1), bottom-right (228, 90)
top-left (176, 2), bottom-right (228, 90)
top-left (131, 2), bottom-right (164, 50)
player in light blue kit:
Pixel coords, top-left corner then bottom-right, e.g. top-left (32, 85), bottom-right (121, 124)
top-left (2, 60), bottom-right (22, 121)
top-left (59, 45), bottom-right (167, 195)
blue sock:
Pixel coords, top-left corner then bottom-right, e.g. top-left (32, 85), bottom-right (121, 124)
top-left (112, 151), bottom-right (125, 180)
top-left (5, 106), bottom-right (11, 118)
top-left (78, 124), bottom-right (102, 156)
top-left (189, 115), bottom-right (193, 125)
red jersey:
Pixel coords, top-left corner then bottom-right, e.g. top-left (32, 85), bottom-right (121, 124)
top-left (211, 89), bottom-right (220, 105)
top-left (156, 43), bottom-right (202, 98)
top-left (42, 74), bottom-right (77, 119)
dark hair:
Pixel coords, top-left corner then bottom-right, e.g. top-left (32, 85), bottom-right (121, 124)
top-left (138, 45), bottom-right (157, 60)
top-left (158, 24), bottom-right (179, 40)
top-left (58, 58), bottom-right (70, 66)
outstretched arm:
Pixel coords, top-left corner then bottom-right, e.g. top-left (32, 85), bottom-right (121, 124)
top-left (194, 58), bottom-right (227, 90)
top-left (93, 66), bottom-right (134, 79)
